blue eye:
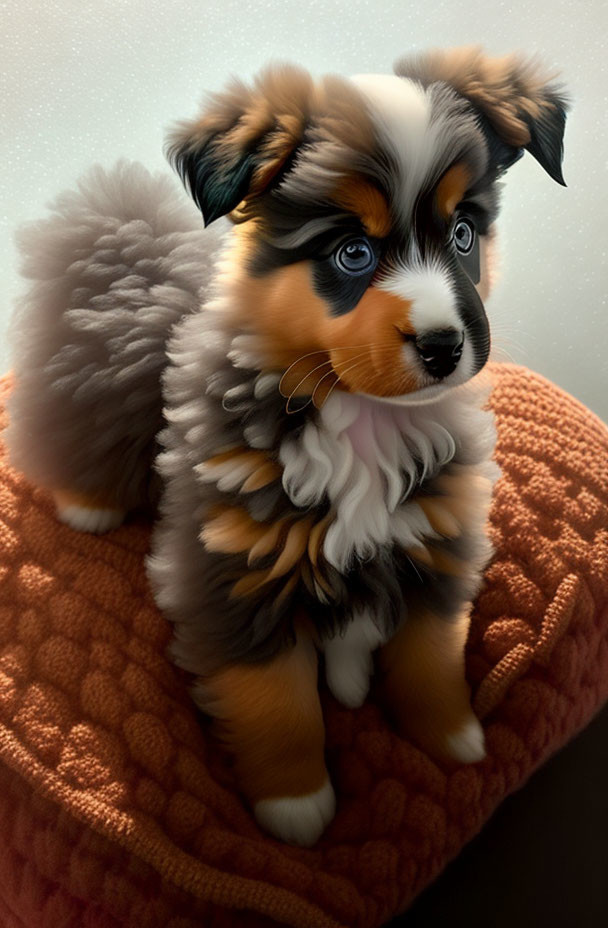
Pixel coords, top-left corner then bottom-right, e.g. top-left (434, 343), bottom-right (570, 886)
top-left (334, 237), bottom-right (376, 275)
top-left (453, 217), bottom-right (475, 255)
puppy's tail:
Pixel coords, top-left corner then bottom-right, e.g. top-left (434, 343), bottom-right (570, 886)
top-left (4, 160), bottom-right (226, 515)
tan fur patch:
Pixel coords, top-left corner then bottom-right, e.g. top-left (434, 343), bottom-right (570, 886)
top-left (332, 175), bottom-right (392, 238)
top-left (240, 459), bottom-right (282, 492)
top-left (201, 504), bottom-right (335, 604)
top-left (201, 447), bottom-right (281, 493)
top-left (378, 606), bottom-right (476, 759)
top-left (53, 488), bottom-right (121, 511)
top-left (405, 541), bottom-right (467, 578)
top-left (414, 467), bottom-right (494, 546)
top-left (434, 470), bottom-right (495, 530)
top-left (247, 520), bottom-right (286, 565)
top-left (417, 497), bottom-right (462, 538)
top-left (201, 505), bottom-right (267, 555)
top-left (279, 351), bottom-right (337, 410)
top-left (316, 73), bottom-right (378, 155)
top-left (233, 260), bottom-right (421, 401)
top-left (195, 632), bottom-right (327, 801)
top-left (265, 518), bottom-right (313, 582)
top-left (322, 287), bottom-right (418, 397)
top-left (436, 163), bottom-right (471, 219)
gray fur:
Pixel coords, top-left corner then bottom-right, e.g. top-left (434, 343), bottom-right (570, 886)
top-left (5, 160), bottom-right (227, 510)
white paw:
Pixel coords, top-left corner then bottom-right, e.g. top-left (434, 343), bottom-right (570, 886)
top-left (445, 716), bottom-right (487, 763)
top-left (323, 609), bottom-right (386, 709)
top-left (253, 778), bottom-right (336, 847)
top-left (57, 504), bottom-right (125, 534)
top-left (325, 649), bottom-right (372, 708)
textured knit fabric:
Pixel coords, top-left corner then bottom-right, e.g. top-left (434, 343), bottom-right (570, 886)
top-left (0, 362), bottom-right (606, 928)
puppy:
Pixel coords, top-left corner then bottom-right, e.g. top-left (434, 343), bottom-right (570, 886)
top-left (4, 46), bottom-right (568, 847)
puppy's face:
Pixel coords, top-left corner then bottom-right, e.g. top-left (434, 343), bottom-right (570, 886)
top-left (168, 47), bottom-right (567, 406)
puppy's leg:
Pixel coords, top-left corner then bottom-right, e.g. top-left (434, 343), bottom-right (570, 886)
top-left (378, 604), bottom-right (485, 764)
top-left (378, 459), bottom-right (497, 762)
top-left (193, 630), bottom-right (335, 847)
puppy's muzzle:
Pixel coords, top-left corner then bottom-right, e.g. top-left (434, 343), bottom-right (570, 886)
top-left (413, 328), bottom-right (464, 379)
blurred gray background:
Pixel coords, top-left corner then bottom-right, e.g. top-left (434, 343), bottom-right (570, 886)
top-left (1, 0), bottom-right (606, 420)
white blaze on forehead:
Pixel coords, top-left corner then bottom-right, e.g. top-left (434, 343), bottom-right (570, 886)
top-left (378, 259), bottom-right (462, 333)
top-left (349, 73), bottom-right (436, 215)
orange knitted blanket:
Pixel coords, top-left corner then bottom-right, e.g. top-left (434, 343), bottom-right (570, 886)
top-left (0, 362), bottom-right (607, 928)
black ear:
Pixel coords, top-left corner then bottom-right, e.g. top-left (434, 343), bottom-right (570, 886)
top-left (475, 115), bottom-right (525, 179)
top-left (475, 91), bottom-right (568, 186)
top-left (522, 89), bottom-right (568, 186)
top-left (168, 138), bottom-right (258, 227)
top-left (476, 88), bottom-right (568, 186)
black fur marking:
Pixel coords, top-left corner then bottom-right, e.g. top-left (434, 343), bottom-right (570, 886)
top-left (450, 256), bottom-right (490, 373)
top-left (179, 142), bottom-right (258, 226)
top-left (469, 92), bottom-right (568, 187)
top-left (246, 218), bottom-right (363, 277)
top-left (474, 112), bottom-right (525, 183)
top-left (454, 218), bottom-right (481, 285)
top-left (522, 91), bottom-right (568, 186)
top-left (311, 236), bottom-right (383, 316)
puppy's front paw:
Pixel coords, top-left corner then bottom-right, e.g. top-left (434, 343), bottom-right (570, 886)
top-left (325, 649), bottom-right (372, 708)
top-left (445, 715), bottom-right (486, 764)
top-left (53, 489), bottom-right (125, 534)
top-left (253, 778), bottom-right (336, 847)
top-left (323, 609), bottom-right (386, 708)
top-left (56, 503), bottom-right (125, 534)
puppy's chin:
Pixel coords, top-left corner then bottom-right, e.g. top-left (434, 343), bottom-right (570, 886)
top-left (358, 346), bottom-right (485, 407)
top-left (361, 380), bottom-right (462, 408)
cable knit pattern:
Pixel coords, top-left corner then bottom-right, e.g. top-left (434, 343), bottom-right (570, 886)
top-left (0, 362), bottom-right (607, 928)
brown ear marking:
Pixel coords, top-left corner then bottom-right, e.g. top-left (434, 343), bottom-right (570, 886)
top-left (165, 63), bottom-right (315, 225)
top-left (394, 45), bottom-right (569, 185)
top-left (166, 61), bottom-right (381, 226)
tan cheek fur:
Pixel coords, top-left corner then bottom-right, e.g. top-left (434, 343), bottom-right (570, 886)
top-left (322, 287), bottom-right (418, 396)
top-left (229, 227), bottom-right (421, 399)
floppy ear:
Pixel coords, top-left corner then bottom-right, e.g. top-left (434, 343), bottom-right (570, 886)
top-left (165, 63), bottom-right (314, 226)
top-left (393, 45), bottom-right (569, 185)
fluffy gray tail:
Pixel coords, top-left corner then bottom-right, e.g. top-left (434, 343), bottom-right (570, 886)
top-left (4, 159), bottom-right (225, 511)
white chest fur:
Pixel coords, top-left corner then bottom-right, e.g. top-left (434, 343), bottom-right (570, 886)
top-left (279, 381), bottom-right (496, 573)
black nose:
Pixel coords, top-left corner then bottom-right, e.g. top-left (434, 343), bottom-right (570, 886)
top-left (414, 328), bottom-right (464, 379)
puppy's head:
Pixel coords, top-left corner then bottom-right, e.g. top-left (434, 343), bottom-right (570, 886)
top-left (167, 46), bottom-right (568, 406)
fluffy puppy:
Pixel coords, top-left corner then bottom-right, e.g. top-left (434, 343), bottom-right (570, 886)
top-left (4, 46), bottom-right (568, 847)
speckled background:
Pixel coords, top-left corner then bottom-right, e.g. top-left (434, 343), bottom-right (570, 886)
top-left (1, 0), bottom-right (606, 420)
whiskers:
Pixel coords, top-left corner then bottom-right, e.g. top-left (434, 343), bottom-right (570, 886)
top-left (279, 342), bottom-right (401, 414)
top-left (488, 312), bottom-right (534, 366)
top-left (281, 348), bottom-right (367, 414)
